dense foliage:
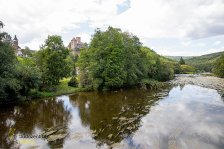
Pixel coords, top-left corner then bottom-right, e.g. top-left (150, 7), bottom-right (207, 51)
top-left (77, 27), bottom-right (174, 90)
top-left (180, 65), bottom-right (196, 74)
top-left (185, 51), bottom-right (224, 72)
top-left (35, 35), bottom-right (72, 88)
top-left (179, 57), bottom-right (185, 65)
top-left (0, 23), bottom-right (41, 102)
top-left (17, 57), bottom-right (42, 96)
top-left (0, 36), bottom-right (20, 101)
top-left (166, 56), bottom-right (193, 61)
top-left (68, 77), bottom-right (78, 87)
top-left (213, 54), bottom-right (224, 78)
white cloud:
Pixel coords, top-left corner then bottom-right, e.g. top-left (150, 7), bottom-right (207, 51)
top-left (214, 41), bottom-right (222, 45)
top-left (77, 33), bottom-right (91, 44)
top-left (1, 0), bottom-right (224, 54)
top-left (156, 46), bottom-right (224, 56)
top-left (0, 0), bottom-right (126, 49)
top-left (205, 47), bottom-right (224, 54)
top-left (108, 0), bottom-right (224, 39)
top-left (196, 43), bottom-right (206, 47)
top-left (181, 41), bottom-right (191, 47)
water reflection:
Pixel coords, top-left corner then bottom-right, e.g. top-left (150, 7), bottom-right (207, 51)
top-left (68, 88), bottom-right (170, 146)
top-left (132, 85), bottom-right (224, 149)
top-left (0, 98), bottom-right (72, 148)
top-left (0, 85), bottom-right (224, 149)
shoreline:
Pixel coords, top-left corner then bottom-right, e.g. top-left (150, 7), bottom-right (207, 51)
top-left (171, 74), bottom-right (224, 96)
top-left (1, 74), bottom-right (224, 105)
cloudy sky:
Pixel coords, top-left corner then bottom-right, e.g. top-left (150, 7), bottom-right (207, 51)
top-left (1, 0), bottom-right (224, 56)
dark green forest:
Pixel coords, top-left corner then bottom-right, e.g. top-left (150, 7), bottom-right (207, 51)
top-left (77, 27), bottom-right (176, 90)
top-left (185, 51), bottom-right (224, 72)
top-left (167, 51), bottom-right (224, 76)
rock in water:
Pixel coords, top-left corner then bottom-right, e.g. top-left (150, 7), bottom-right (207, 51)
top-left (41, 125), bottom-right (68, 142)
top-left (47, 133), bottom-right (67, 142)
top-left (42, 130), bottom-right (57, 137)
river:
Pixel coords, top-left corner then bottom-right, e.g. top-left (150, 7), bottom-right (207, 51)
top-left (0, 75), bottom-right (224, 149)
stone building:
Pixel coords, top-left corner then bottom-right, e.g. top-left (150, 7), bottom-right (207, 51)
top-left (68, 37), bottom-right (84, 55)
top-left (12, 35), bottom-right (23, 56)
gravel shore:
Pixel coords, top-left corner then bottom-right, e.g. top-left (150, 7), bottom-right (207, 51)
top-left (170, 74), bottom-right (224, 96)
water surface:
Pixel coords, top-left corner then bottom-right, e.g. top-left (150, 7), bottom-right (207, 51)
top-left (0, 84), bottom-right (224, 149)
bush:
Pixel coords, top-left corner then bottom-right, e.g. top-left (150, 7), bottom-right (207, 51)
top-left (180, 65), bottom-right (196, 74)
top-left (16, 57), bottom-right (42, 95)
top-left (141, 79), bottom-right (164, 90)
top-left (213, 54), bottom-right (224, 78)
top-left (155, 60), bottom-right (174, 81)
top-left (68, 77), bottom-right (78, 87)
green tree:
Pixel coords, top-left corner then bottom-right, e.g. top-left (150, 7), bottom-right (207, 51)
top-left (17, 57), bottom-right (41, 96)
top-left (154, 58), bottom-right (174, 81)
top-left (180, 64), bottom-right (196, 74)
top-left (77, 27), bottom-right (174, 90)
top-left (0, 22), bottom-right (21, 102)
top-left (78, 27), bottom-right (149, 90)
top-left (213, 54), bottom-right (224, 78)
top-left (35, 35), bottom-right (72, 88)
top-left (77, 47), bottom-right (92, 87)
top-left (0, 21), bottom-right (3, 28)
top-left (0, 22), bottom-right (42, 102)
top-left (22, 46), bottom-right (32, 57)
top-left (140, 47), bottom-right (174, 81)
top-left (0, 42), bottom-right (21, 101)
top-left (0, 21), bottom-right (11, 42)
top-left (179, 57), bottom-right (185, 65)
top-left (78, 27), bottom-right (127, 90)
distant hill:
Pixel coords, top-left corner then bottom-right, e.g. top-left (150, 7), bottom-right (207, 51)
top-left (185, 51), bottom-right (224, 72)
top-left (166, 51), bottom-right (224, 72)
top-left (165, 56), bottom-right (194, 61)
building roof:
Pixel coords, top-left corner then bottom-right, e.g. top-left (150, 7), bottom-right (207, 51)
top-left (13, 35), bottom-right (18, 41)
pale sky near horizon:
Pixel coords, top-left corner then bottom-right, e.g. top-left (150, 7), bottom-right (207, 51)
top-left (0, 0), bottom-right (224, 56)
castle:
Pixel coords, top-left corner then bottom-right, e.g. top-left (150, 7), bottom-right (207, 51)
top-left (12, 35), bottom-right (23, 56)
top-left (68, 37), bottom-right (84, 55)
top-left (12, 36), bottom-right (84, 57)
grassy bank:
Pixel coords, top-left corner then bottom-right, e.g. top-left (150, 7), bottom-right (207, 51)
top-left (29, 78), bottom-right (167, 99)
top-left (30, 78), bottom-right (90, 99)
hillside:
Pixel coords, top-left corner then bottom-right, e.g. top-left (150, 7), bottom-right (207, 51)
top-left (166, 56), bottom-right (194, 61)
top-left (185, 51), bottom-right (224, 72)
top-left (166, 51), bottom-right (224, 72)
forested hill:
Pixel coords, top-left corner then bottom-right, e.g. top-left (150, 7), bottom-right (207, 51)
top-left (165, 56), bottom-right (193, 61)
top-left (167, 51), bottom-right (224, 72)
top-left (185, 51), bottom-right (224, 72)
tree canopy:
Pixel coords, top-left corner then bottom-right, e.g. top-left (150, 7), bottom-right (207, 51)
top-left (77, 27), bottom-right (174, 90)
top-left (179, 57), bottom-right (185, 65)
top-left (213, 54), bottom-right (224, 78)
top-left (0, 21), bottom-right (41, 102)
top-left (35, 35), bottom-right (72, 87)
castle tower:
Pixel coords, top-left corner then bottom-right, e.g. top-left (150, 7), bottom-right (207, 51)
top-left (13, 35), bottom-right (18, 49)
top-left (76, 37), bottom-right (81, 43)
top-left (68, 36), bottom-right (84, 55)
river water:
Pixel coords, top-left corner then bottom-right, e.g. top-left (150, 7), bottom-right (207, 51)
top-left (0, 79), bottom-right (224, 148)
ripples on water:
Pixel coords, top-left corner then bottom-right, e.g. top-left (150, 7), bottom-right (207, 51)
top-left (0, 85), bottom-right (224, 149)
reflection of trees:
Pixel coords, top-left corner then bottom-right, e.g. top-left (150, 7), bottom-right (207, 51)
top-left (0, 98), bottom-right (72, 149)
top-left (179, 84), bottom-right (185, 90)
top-left (69, 87), bottom-right (172, 146)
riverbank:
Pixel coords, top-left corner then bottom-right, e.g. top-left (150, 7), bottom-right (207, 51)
top-left (30, 74), bottom-right (224, 99)
top-left (29, 78), bottom-right (166, 99)
top-left (170, 74), bottom-right (224, 96)
top-left (29, 78), bottom-right (90, 99)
